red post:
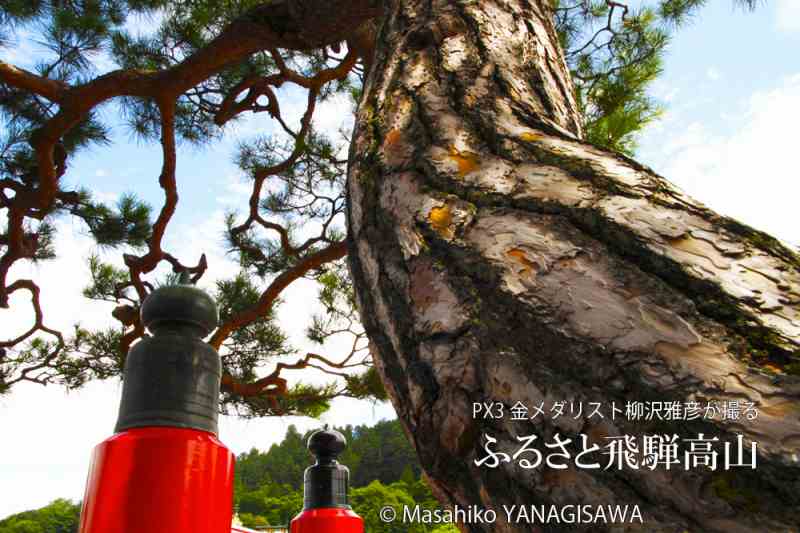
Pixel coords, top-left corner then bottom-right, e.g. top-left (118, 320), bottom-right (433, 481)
top-left (290, 508), bottom-right (364, 533)
top-left (290, 428), bottom-right (364, 533)
top-left (78, 280), bottom-right (235, 533)
top-left (78, 427), bottom-right (234, 532)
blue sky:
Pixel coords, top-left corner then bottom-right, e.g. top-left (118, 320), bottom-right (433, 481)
top-left (1, 0), bottom-right (800, 519)
top-left (635, 0), bottom-right (800, 246)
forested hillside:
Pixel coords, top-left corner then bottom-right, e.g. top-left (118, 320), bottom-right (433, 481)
top-left (0, 420), bottom-right (457, 532)
top-left (233, 419), bottom-right (454, 531)
top-left (0, 500), bottom-right (80, 533)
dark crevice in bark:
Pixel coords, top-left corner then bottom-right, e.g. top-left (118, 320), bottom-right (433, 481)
top-left (416, 219), bottom-right (800, 527)
top-left (347, 108), bottom-right (489, 516)
top-left (413, 149), bottom-right (798, 370)
top-left (402, 6), bottom-right (799, 369)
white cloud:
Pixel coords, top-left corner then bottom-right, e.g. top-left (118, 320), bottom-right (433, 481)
top-left (123, 9), bottom-right (166, 36)
top-left (641, 73), bottom-right (800, 248)
top-left (4, 219), bottom-right (118, 336)
top-left (215, 173), bottom-right (255, 207)
top-left (776, 0), bottom-right (800, 32)
top-left (313, 92), bottom-right (355, 143)
top-left (1, 222), bottom-right (121, 518)
top-left (221, 84), bottom-right (354, 150)
top-left (0, 380), bottom-right (121, 518)
top-left (224, 110), bottom-right (278, 139)
top-left (650, 79), bottom-right (681, 103)
top-left (706, 67), bottom-right (721, 81)
top-left (662, 88), bottom-right (680, 103)
top-left (0, 30), bottom-right (41, 69)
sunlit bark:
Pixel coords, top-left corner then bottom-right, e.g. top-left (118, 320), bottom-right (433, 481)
top-left (347, 1), bottom-right (800, 531)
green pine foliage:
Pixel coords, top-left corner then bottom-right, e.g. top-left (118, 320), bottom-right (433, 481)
top-left (0, 0), bottom-right (764, 408)
top-left (554, 0), bottom-right (759, 155)
top-left (0, 0), bottom-right (157, 252)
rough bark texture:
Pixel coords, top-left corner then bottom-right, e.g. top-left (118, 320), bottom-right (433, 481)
top-left (347, 1), bottom-right (800, 531)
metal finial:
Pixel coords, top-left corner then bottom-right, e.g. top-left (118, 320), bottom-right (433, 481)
top-left (303, 427), bottom-right (350, 509)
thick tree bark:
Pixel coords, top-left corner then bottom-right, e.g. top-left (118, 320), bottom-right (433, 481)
top-left (347, 1), bottom-right (800, 531)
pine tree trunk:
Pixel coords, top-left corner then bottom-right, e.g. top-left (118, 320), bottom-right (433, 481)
top-left (346, 1), bottom-right (800, 531)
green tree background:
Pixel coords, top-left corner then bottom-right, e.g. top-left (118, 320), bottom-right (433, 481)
top-left (0, 420), bottom-right (459, 533)
top-left (0, 499), bottom-right (80, 533)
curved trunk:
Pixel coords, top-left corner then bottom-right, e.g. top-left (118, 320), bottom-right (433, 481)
top-left (347, 1), bottom-right (800, 531)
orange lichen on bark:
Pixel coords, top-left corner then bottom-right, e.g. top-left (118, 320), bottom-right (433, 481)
top-left (447, 145), bottom-right (479, 176)
top-left (428, 204), bottom-right (454, 238)
top-left (506, 248), bottom-right (538, 275)
top-left (385, 128), bottom-right (401, 146)
top-left (382, 128), bottom-right (411, 166)
top-left (520, 131), bottom-right (543, 142)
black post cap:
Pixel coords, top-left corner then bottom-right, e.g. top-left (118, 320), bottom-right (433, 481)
top-left (114, 278), bottom-right (222, 435)
top-left (302, 427), bottom-right (352, 509)
top-left (140, 282), bottom-right (218, 336)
